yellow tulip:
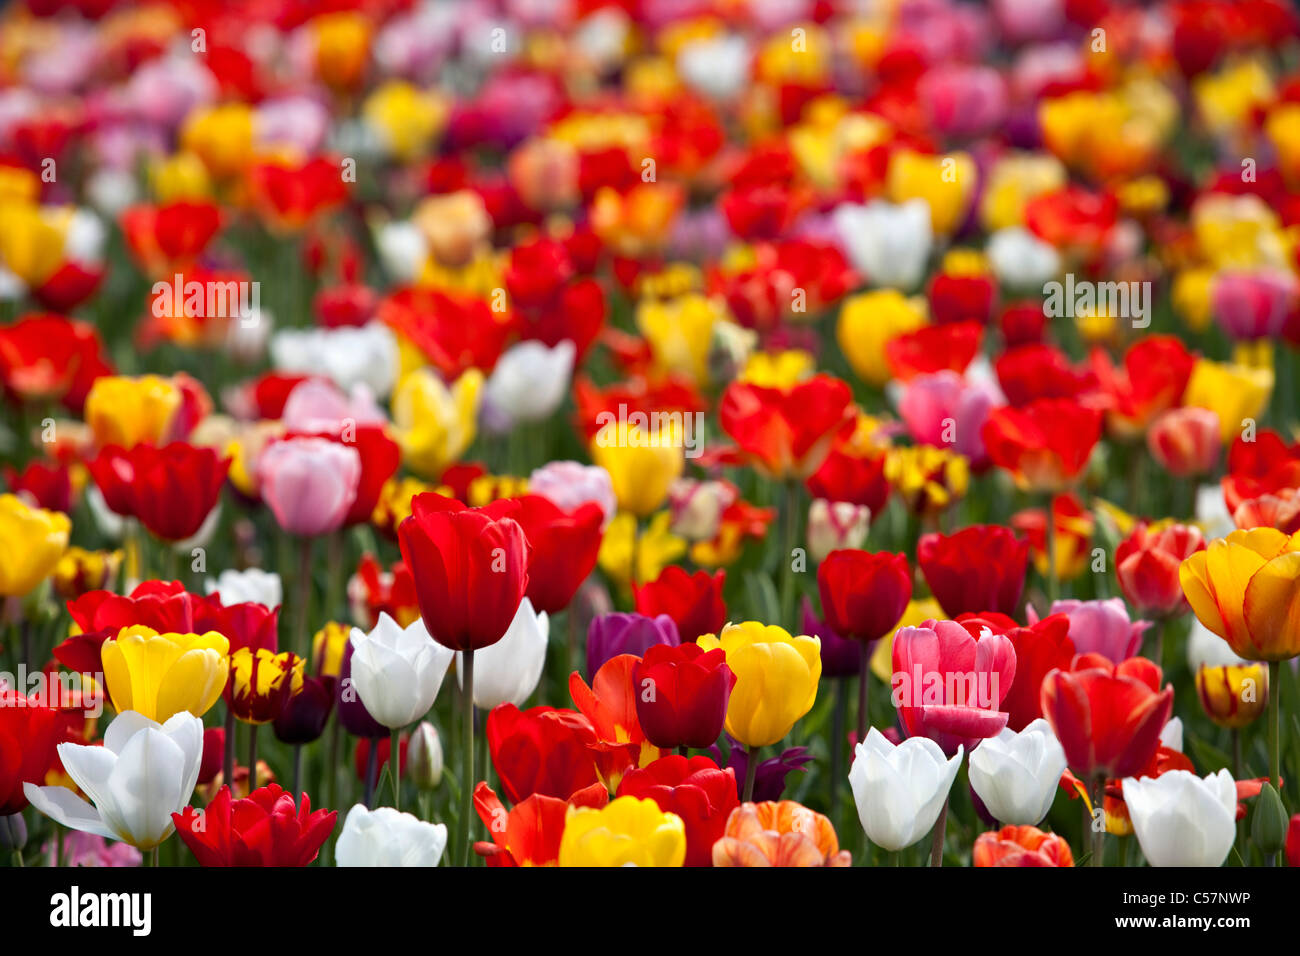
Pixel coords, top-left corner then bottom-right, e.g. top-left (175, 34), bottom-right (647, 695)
top-left (390, 367), bottom-right (483, 479)
top-left (1193, 59), bottom-right (1274, 137)
top-left (1196, 663), bottom-right (1268, 730)
top-left (980, 152), bottom-right (1067, 231)
top-left (1266, 103), bottom-right (1300, 186)
top-left (590, 421), bottom-right (684, 518)
top-left (1172, 268), bottom-right (1215, 333)
top-left (598, 511), bottom-right (686, 587)
top-left (84, 374), bottom-right (182, 449)
top-left (180, 103), bottom-right (255, 180)
top-left (0, 494), bottom-right (71, 597)
top-left (837, 289), bottom-right (928, 387)
top-left (149, 152), bottom-right (212, 203)
top-left (740, 350), bottom-right (815, 389)
top-left (0, 202), bottom-right (66, 286)
top-left (52, 547), bottom-right (122, 600)
top-left (310, 11), bottom-right (372, 92)
top-left (884, 445), bottom-right (970, 516)
top-left (1182, 359), bottom-right (1273, 445)
top-left (635, 294), bottom-right (726, 385)
top-left (363, 81), bottom-right (448, 162)
top-left (558, 796), bottom-right (686, 867)
top-left (697, 622), bottom-right (821, 748)
top-left (1179, 528), bottom-right (1300, 661)
top-left (312, 622), bottom-right (353, 679)
top-left (102, 625), bottom-right (230, 722)
top-left (887, 150), bottom-right (976, 236)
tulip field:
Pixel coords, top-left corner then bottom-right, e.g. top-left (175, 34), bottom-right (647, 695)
top-left (2, 0), bottom-right (1300, 906)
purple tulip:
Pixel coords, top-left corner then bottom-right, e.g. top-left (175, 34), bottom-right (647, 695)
top-left (801, 597), bottom-right (862, 679)
top-left (586, 612), bottom-right (679, 678)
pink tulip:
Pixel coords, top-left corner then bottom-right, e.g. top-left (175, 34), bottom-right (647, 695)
top-left (891, 618), bottom-right (1017, 756)
top-left (897, 370), bottom-right (1001, 467)
top-left (527, 460), bottom-right (617, 528)
top-left (918, 65), bottom-right (1008, 139)
top-left (258, 436), bottom-right (361, 537)
top-left (281, 379), bottom-right (387, 435)
top-left (1027, 598), bottom-right (1149, 663)
top-left (1212, 270), bottom-right (1297, 341)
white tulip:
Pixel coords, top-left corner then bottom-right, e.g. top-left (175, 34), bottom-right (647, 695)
top-left (24, 711), bottom-right (203, 850)
top-left (986, 226), bottom-right (1061, 290)
top-left (848, 728), bottom-right (962, 851)
top-left (677, 35), bottom-right (750, 101)
top-left (806, 499), bottom-right (870, 564)
top-left (335, 804), bottom-right (448, 866)
top-left (484, 339), bottom-right (575, 426)
top-left (374, 221), bottom-right (429, 283)
top-left (271, 321), bottom-right (399, 399)
top-left (1122, 769), bottom-right (1237, 867)
top-left (457, 597), bottom-right (548, 709)
top-left (833, 199), bottom-right (933, 290)
top-left (1159, 717), bottom-right (1183, 752)
top-left (349, 613), bottom-right (454, 728)
top-left (968, 719), bottom-right (1067, 825)
top-left (206, 568), bottom-right (283, 609)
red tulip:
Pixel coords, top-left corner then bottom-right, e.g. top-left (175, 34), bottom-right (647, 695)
top-left (981, 398), bottom-right (1102, 491)
top-left (633, 643), bottom-right (735, 750)
top-left (473, 781), bottom-right (608, 867)
top-left (928, 273), bottom-right (995, 326)
top-left (0, 685), bottom-right (68, 815)
top-left (616, 755), bottom-right (739, 867)
top-left (397, 492), bottom-right (531, 652)
top-left (485, 704), bottom-right (602, 804)
top-left (56, 580), bottom-right (202, 673)
top-left (634, 567), bottom-right (727, 643)
top-left (1089, 336), bottom-right (1195, 436)
top-left (2, 459), bottom-right (73, 513)
top-left (379, 288), bottom-right (510, 380)
top-left (805, 444), bottom-right (891, 514)
top-left (994, 344), bottom-right (1094, 406)
top-left (509, 494), bottom-right (605, 614)
top-left (962, 613), bottom-right (1076, 732)
top-left (1040, 655), bottom-right (1174, 781)
top-left (1287, 814), bottom-right (1300, 869)
top-left (817, 549), bottom-right (912, 642)
top-left (0, 313), bottom-right (113, 412)
top-left (719, 374), bottom-right (856, 479)
top-left (918, 525), bottom-right (1029, 618)
top-left (885, 320), bottom-right (983, 381)
top-left (87, 442), bottom-right (230, 542)
top-left (1115, 522), bottom-right (1206, 616)
top-left (172, 784), bottom-right (336, 867)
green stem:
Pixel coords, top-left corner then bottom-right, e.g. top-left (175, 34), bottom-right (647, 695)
top-left (1268, 660), bottom-right (1280, 790)
top-left (248, 724), bottom-right (258, 792)
top-left (742, 746), bottom-right (759, 803)
top-left (856, 644), bottom-right (870, 750)
top-left (295, 537), bottom-right (314, 660)
top-left (779, 480), bottom-right (799, 630)
top-left (929, 794), bottom-right (949, 867)
top-left (459, 649), bottom-right (476, 866)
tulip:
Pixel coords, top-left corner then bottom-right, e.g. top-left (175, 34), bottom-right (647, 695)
top-left (848, 728), bottom-right (963, 852)
top-left (349, 613), bottom-right (454, 729)
top-left (88, 442), bottom-right (229, 542)
top-left (587, 612), bottom-right (680, 680)
top-left (888, 150), bottom-right (976, 236)
top-left (483, 340), bottom-right (575, 427)
top-left (1028, 598), bottom-right (1149, 663)
top-left (229, 648), bottom-right (304, 725)
top-left (0, 493), bottom-right (70, 597)
top-left (719, 375), bottom-right (855, 479)
top-left (616, 755), bottom-right (738, 867)
top-left (335, 804), bottom-right (447, 867)
top-left (271, 322), bottom-right (398, 399)
top-left (558, 795), bottom-right (686, 867)
top-left (1147, 406), bottom-right (1221, 477)
top-left (206, 568), bottom-right (282, 609)
top-left (1211, 270), bottom-right (1296, 341)
top-left (973, 825), bottom-right (1074, 866)
top-left (968, 719), bottom-right (1067, 825)
top-left (633, 643), bottom-right (735, 751)
top-left (668, 479), bottom-right (737, 542)
top-left (713, 800), bottom-right (851, 867)
top-left (390, 367), bottom-right (482, 478)
top-left (1183, 359), bottom-right (1273, 445)
top-left (173, 784), bottom-right (336, 866)
top-left (405, 721), bottom-right (444, 790)
top-left (0, 686), bottom-right (67, 815)
top-left (982, 398), bottom-right (1102, 491)
top-left (1116, 523), bottom-right (1206, 617)
top-left (918, 525), bottom-right (1029, 618)
top-left (891, 619), bottom-right (1017, 756)
top-left (456, 597), bottom-right (547, 709)
top-left (1041, 656), bottom-right (1173, 783)
top-left (25, 710), bottom-right (203, 850)
top-left (0, 313), bottom-right (112, 410)
top-left (335, 639), bottom-right (389, 740)
top-left (102, 625), bottom-right (230, 722)
top-left (833, 200), bottom-right (933, 292)
top-left (634, 567), bottom-right (727, 643)
top-left (272, 674), bottom-right (335, 747)
top-left (258, 436), bottom-right (361, 537)
top-left (697, 623), bottom-right (820, 791)
top-left (527, 461), bottom-right (617, 528)
top-left (589, 420), bottom-right (684, 518)
top-left (509, 495), bottom-right (604, 614)
top-left (897, 370), bottom-right (1002, 467)
top-left (485, 704), bottom-right (603, 806)
top-left (1196, 663), bottom-right (1268, 729)
top-left (1121, 769), bottom-right (1237, 867)
top-left (988, 613), bottom-right (1076, 732)
top-left (806, 500), bottom-right (870, 563)
top-left (1287, 814), bottom-right (1300, 869)
top-left (83, 373), bottom-right (181, 448)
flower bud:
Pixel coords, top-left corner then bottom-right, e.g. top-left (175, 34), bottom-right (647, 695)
top-left (1252, 782), bottom-right (1288, 855)
top-left (407, 721), bottom-right (443, 790)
